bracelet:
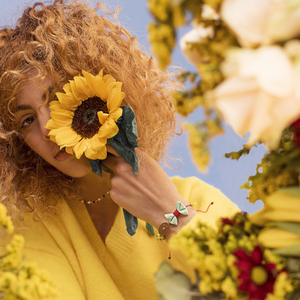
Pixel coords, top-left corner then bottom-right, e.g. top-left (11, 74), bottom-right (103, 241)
top-left (156, 201), bottom-right (214, 241)
top-left (156, 202), bottom-right (192, 241)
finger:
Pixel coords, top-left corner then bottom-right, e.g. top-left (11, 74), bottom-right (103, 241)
top-left (102, 152), bottom-right (124, 174)
top-left (106, 145), bottom-right (121, 157)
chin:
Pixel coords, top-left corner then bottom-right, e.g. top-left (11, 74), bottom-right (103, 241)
top-left (57, 157), bottom-right (92, 178)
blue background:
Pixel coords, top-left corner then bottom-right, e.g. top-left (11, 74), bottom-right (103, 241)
top-left (0, 0), bottom-right (265, 213)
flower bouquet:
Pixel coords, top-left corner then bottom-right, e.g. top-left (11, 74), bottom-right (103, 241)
top-left (148, 0), bottom-right (300, 299)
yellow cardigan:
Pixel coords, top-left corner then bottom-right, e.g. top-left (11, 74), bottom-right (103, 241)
top-left (15, 177), bottom-right (240, 300)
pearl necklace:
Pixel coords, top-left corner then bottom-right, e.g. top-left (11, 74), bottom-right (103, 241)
top-left (80, 190), bottom-right (110, 204)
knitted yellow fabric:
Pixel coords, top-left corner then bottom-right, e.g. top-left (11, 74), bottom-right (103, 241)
top-left (14, 176), bottom-right (240, 300)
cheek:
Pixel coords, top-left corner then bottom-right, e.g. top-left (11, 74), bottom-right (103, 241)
top-left (23, 131), bottom-right (45, 157)
top-left (66, 156), bottom-right (92, 178)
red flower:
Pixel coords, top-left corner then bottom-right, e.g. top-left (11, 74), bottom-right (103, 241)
top-left (233, 245), bottom-right (277, 300)
top-left (221, 217), bottom-right (234, 226)
top-left (291, 118), bottom-right (300, 146)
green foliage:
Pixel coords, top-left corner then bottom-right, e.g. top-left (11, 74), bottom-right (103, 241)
top-left (273, 243), bottom-right (300, 258)
top-left (225, 145), bottom-right (252, 160)
top-left (155, 262), bottom-right (193, 300)
top-left (241, 133), bottom-right (300, 203)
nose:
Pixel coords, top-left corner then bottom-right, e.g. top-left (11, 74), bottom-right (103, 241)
top-left (39, 105), bottom-right (51, 139)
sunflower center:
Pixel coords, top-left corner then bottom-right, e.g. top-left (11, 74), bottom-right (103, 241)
top-left (72, 96), bottom-right (108, 139)
top-left (251, 266), bottom-right (268, 286)
top-left (84, 109), bottom-right (97, 124)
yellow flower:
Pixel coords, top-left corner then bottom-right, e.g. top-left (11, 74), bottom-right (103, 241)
top-left (46, 70), bottom-right (125, 160)
top-left (221, 276), bottom-right (238, 298)
top-left (249, 187), bottom-right (300, 226)
top-left (250, 187), bottom-right (300, 249)
top-left (0, 203), bottom-right (14, 234)
top-left (1, 234), bottom-right (24, 269)
top-left (265, 272), bottom-right (293, 300)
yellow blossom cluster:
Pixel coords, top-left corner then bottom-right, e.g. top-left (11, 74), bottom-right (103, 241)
top-left (265, 272), bottom-right (294, 300)
top-left (147, 0), bottom-right (238, 170)
top-left (173, 93), bottom-right (203, 117)
top-left (0, 204), bottom-right (14, 235)
top-left (0, 203), bottom-right (59, 299)
top-left (242, 170), bottom-right (299, 204)
top-left (148, 22), bottom-right (175, 70)
top-left (169, 212), bottom-right (292, 299)
top-left (148, 0), bottom-right (170, 22)
top-left (185, 119), bottom-right (224, 172)
top-left (0, 263), bottom-right (59, 300)
top-left (147, 0), bottom-right (185, 70)
top-left (184, 124), bottom-right (210, 172)
top-left (1, 234), bottom-right (24, 270)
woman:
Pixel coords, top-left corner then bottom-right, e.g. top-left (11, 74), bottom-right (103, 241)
top-left (0, 0), bottom-right (239, 299)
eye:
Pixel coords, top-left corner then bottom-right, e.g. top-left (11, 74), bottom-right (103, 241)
top-left (21, 116), bottom-right (36, 128)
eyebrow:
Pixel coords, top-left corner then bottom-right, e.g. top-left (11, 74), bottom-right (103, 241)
top-left (16, 86), bottom-right (53, 112)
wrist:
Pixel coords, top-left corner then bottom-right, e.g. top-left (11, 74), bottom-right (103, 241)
top-left (165, 207), bottom-right (197, 240)
top-left (156, 203), bottom-right (197, 241)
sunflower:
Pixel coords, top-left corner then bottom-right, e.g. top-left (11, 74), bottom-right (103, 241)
top-left (46, 70), bottom-right (125, 160)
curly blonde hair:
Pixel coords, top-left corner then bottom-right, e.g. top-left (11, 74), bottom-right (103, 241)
top-left (0, 0), bottom-right (178, 218)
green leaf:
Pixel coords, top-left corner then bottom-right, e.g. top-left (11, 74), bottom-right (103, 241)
top-left (146, 222), bottom-right (154, 236)
top-left (287, 257), bottom-right (300, 273)
top-left (286, 288), bottom-right (300, 300)
top-left (123, 209), bottom-right (138, 236)
top-left (225, 145), bottom-right (252, 160)
top-left (267, 222), bottom-right (300, 236)
top-left (107, 106), bottom-right (139, 175)
top-left (155, 262), bottom-right (192, 300)
top-left (89, 159), bottom-right (102, 177)
top-left (273, 242), bottom-right (300, 257)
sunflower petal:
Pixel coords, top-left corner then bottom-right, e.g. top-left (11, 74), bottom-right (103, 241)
top-left (73, 139), bottom-right (88, 159)
top-left (65, 146), bottom-right (74, 155)
top-left (45, 119), bottom-right (57, 131)
top-left (70, 76), bottom-right (94, 101)
top-left (97, 69), bottom-right (104, 77)
top-left (98, 111), bottom-right (109, 124)
top-left (49, 101), bottom-right (63, 111)
top-left (82, 71), bottom-right (108, 100)
top-left (63, 82), bottom-right (72, 94)
top-left (56, 92), bottom-right (81, 110)
top-left (86, 137), bottom-right (107, 159)
top-left (102, 75), bottom-right (116, 94)
top-left (96, 146), bottom-right (107, 160)
top-left (108, 108), bottom-right (123, 122)
top-left (50, 110), bottom-right (74, 127)
top-left (49, 135), bottom-right (57, 143)
top-left (85, 141), bottom-right (106, 160)
top-left (52, 127), bottom-right (81, 147)
top-left (107, 88), bottom-right (125, 111)
top-left (98, 118), bottom-right (119, 138)
top-left (90, 135), bottom-right (106, 150)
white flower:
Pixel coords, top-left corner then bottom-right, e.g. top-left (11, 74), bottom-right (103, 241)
top-left (221, 0), bottom-right (300, 47)
top-left (180, 24), bottom-right (214, 66)
top-left (201, 4), bottom-right (219, 21)
top-left (212, 46), bottom-right (300, 148)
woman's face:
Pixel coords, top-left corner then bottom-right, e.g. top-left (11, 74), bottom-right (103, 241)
top-left (15, 78), bottom-right (92, 178)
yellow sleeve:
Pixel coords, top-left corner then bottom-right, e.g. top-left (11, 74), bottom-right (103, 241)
top-left (171, 176), bottom-right (240, 229)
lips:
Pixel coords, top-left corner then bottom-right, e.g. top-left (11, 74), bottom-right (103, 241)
top-left (55, 147), bottom-right (65, 158)
top-left (52, 145), bottom-right (62, 158)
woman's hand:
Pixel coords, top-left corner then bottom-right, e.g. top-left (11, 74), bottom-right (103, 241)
top-left (102, 147), bottom-right (197, 237)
